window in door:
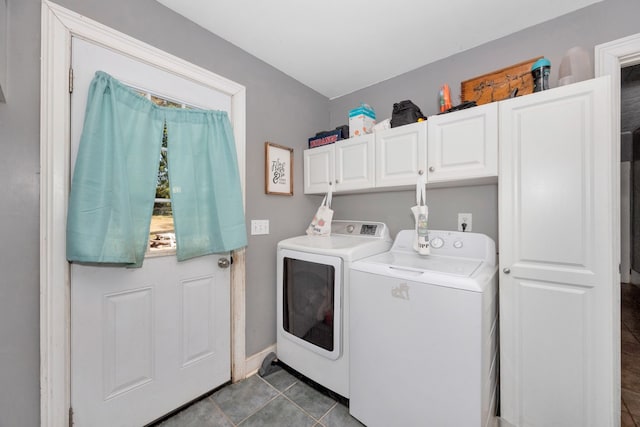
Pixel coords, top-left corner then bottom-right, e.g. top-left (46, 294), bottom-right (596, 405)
top-left (142, 92), bottom-right (193, 255)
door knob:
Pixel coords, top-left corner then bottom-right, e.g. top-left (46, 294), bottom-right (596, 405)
top-left (503, 268), bottom-right (511, 274)
top-left (218, 258), bottom-right (230, 269)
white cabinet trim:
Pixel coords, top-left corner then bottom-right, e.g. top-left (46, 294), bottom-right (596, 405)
top-left (595, 32), bottom-right (640, 427)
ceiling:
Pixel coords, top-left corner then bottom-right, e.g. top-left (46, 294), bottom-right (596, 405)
top-left (157, 0), bottom-right (602, 99)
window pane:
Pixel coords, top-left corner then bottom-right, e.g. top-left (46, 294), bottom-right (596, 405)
top-left (148, 122), bottom-right (174, 254)
top-left (149, 201), bottom-right (175, 252)
top-left (150, 94), bottom-right (183, 109)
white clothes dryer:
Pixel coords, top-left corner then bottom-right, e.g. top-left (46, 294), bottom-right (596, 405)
top-left (349, 229), bottom-right (498, 427)
top-left (276, 220), bottom-right (391, 398)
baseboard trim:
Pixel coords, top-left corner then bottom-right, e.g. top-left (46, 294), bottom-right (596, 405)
top-left (244, 344), bottom-right (277, 378)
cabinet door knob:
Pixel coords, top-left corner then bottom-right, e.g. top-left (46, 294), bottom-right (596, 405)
top-left (335, 179), bottom-right (339, 184)
top-left (429, 166), bottom-right (435, 172)
top-left (503, 268), bottom-right (511, 274)
top-left (418, 170), bottom-right (424, 175)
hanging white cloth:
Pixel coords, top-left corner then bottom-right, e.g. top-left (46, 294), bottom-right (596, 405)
top-left (411, 173), bottom-right (430, 255)
top-left (306, 183), bottom-right (334, 236)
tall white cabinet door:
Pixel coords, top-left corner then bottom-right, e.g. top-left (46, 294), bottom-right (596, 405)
top-left (303, 145), bottom-right (334, 194)
top-left (427, 102), bottom-right (498, 183)
top-left (499, 77), bottom-right (616, 427)
top-left (375, 121), bottom-right (427, 188)
top-left (335, 134), bottom-right (375, 192)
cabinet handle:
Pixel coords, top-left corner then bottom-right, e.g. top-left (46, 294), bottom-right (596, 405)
top-left (503, 268), bottom-right (511, 274)
top-left (335, 179), bottom-right (339, 184)
top-left (418, 170), bottom-right (424, 175)
top-left (429, 166), bottom-right (435, 172)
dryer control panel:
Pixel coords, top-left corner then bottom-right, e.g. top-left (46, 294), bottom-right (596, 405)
top-left (331, 220), bottom-right (390, 240)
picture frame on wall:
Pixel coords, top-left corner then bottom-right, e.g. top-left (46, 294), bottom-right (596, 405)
top-left (265, 142), bottom-right (293, 196)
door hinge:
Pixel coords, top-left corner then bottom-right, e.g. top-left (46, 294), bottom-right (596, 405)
top-left (68, 407), bottom-right (74, 427)
top-left (230, 255), bottom-right (234, 265)
top-left (69, 68), bottom-right (74, 94)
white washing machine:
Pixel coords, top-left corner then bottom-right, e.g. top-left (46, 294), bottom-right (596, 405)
top-left (276, 220), bottom-right (391, 398)
top-left (349, 229), bottom-right (498, 427)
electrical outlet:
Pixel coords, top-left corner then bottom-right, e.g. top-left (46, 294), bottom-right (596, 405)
top-left (251, 219), bottom-right (270, 235)
top-left (458, 213), bottom-right (472, 232)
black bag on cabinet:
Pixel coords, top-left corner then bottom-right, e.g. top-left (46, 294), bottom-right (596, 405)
top-left (390, 100), bottom-right (427, 128)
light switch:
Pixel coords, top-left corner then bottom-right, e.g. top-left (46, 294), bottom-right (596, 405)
top-left (251, 220), bottom-right (270, 235)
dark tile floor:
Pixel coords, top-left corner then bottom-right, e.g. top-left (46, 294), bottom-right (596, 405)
top-left (622, 282), bottom-right (640, 427)
top-left (154, 368), bottom-right (364, 427)
top-left (151, 283), bottom-right (640, 427)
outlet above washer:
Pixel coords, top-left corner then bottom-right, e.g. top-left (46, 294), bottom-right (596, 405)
top-left (458, 213), bottom-right (472, 232)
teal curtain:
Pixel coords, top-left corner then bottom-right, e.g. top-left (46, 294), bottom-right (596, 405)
top-left (165, 109), bottom-right (247, 261)
top-left (67, 71), bottom-right (247, 267)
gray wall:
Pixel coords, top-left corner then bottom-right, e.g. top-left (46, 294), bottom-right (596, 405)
top-left (0, 2), bottom-right (41, 425)
top-left (329, 0), bottom-right (640, 244)
top-left (2, 0), bottom-right (640, 425)
top-left (0, 1), bottom-right (326, 426)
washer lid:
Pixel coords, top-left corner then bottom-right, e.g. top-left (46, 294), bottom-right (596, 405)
top-left (360, 252), bottom-right (483, 278)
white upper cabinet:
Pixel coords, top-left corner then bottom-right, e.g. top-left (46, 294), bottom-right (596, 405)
top-left (303, 134), bottom-right (374, 194)
top-left (427, 102), bottom-right (498, 184)
top-left (303, 144), bottom-right (334, 194)
top-left (303, 105), bottom-right (500, 194)
top-left (334, 134), bottom-right (375, 192)
top-left (375, 121), bottom-right (427, 189)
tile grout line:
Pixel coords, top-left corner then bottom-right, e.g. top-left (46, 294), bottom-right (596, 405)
top-left (232, 377), bottom-right (283, 426)
top-left (256, 373), bottom-right (346, 426)
top-left (232, 373), bottom-right (303, 426)
top-left (206, 395), bottom-right (239, 427)
top-left (234, 393), bottom-right (282, 426)
top-left (262, 374), bottom-right (338, 425)
top-left (316, 401), bottom-right (339, 427)
top-left (279, 391), bottom-right (334, 425)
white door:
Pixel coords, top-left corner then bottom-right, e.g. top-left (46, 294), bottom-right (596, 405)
top-left (70, 38), bottom-right (233, 427)
top-left (499, 77), bottom-right (616, 426)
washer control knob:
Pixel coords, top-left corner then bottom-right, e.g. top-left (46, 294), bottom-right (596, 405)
top-left (430, 237), bottom-right (444, 249)
top-left (453, 240), bottom-right (463, 249)
top-left (346, 224), bottom-right (355, 233)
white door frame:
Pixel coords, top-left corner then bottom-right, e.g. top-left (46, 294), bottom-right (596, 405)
top-left (39, 2), bottom-right (247, 426)
top-left (595, 32), bottom-right (640, 426)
